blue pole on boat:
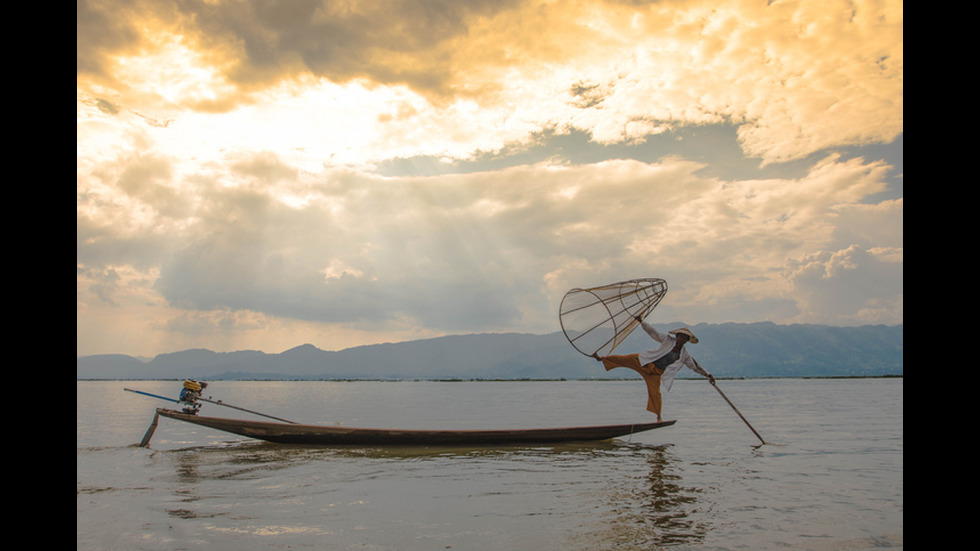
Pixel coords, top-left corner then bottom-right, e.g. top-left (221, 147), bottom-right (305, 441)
top-left (124, 388), bottom-right (180, 403)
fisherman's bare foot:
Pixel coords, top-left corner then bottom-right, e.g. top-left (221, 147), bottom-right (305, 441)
top-left (657, 416), bottom-right (662, 422)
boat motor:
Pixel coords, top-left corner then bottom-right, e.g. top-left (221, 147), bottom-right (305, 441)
top-left (178, 379), bottom-right (208, 415)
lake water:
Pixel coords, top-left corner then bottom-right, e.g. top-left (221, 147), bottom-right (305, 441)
top-left (77, 378), bottom-right (902, 550)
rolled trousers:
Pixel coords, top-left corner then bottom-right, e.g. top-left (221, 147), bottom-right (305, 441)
top-left (601, 353), bottom-right (665, 415)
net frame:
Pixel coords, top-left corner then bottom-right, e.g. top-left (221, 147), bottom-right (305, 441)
top-left (559, 278), bottom-right (668, 357)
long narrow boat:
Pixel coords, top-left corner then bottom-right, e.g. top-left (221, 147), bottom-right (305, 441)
top-left (155, 408), bottom-right (675, 446)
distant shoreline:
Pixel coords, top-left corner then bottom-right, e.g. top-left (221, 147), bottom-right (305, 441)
top-left (79, 375), bottom-right (902, 382)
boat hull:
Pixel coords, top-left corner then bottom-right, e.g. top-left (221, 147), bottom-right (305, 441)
top-left (155, 408), bottom-right (675, 446)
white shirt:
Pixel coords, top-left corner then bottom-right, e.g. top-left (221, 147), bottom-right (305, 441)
top-left (636, 322), bottom-right (710, 391)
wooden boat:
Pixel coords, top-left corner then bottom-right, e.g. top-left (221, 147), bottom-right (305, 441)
top-left (154, 408), bottom-right (675, 446)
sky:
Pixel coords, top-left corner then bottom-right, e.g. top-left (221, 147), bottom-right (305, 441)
top-left (77, 0), bottom-right (903, 358)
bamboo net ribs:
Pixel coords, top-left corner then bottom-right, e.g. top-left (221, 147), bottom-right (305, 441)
top-left (559, 278), bottom-right (668, 357)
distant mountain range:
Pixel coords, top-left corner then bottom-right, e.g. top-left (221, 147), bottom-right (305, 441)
top-left (77, 322), bottom-right (903, 381)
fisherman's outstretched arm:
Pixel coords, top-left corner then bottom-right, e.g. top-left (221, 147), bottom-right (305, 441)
top-left (639, 320), bottom-right (669, 343)
top-left (687, 357), bottom-right (715, 384)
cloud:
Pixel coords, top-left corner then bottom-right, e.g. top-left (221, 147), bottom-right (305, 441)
top-left (78, 0), bottom-right (902, 164)
top-left (77, 0), bottom-right (902, 356)
top-left (787, 244), bottom-right (903, 325)
top-left (78, 151), bottom-right (899, 340)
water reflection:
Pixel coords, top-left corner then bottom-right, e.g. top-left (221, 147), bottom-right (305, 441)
top-left (159, 438), bottom-right (630, 489)
top-left (165, 442), bottom-right (302, 483)
top-left (638, 444), bottom-right (709, 546)
top-left (159, 439), bottom-right (709, 548)
top-left (567, 443), bottom-right (708, 549)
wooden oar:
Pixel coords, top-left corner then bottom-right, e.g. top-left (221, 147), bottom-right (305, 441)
top-left (694, 361), bottom-right (767, 446)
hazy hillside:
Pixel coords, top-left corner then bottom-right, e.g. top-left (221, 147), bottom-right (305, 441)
top-left (77, 322), bottom-right (902, 381)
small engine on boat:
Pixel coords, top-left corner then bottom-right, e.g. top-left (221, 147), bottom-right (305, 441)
top-left (178, 379), bottom-right (208, 414)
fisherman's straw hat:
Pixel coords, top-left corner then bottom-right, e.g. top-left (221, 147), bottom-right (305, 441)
top-left (669, 328), bottom-right (699, 344)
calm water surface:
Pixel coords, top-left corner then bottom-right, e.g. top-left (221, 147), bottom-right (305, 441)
top-left (77, 379), bottom-right (902, 550)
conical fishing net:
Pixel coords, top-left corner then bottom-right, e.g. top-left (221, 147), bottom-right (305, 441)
top-left (559, 278), bottom-right (668, 357)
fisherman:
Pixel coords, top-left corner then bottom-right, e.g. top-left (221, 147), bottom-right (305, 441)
top-left (593, 317), bottom-right (714, 422)
top-left (178, 379), bottom-right (208, 415)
